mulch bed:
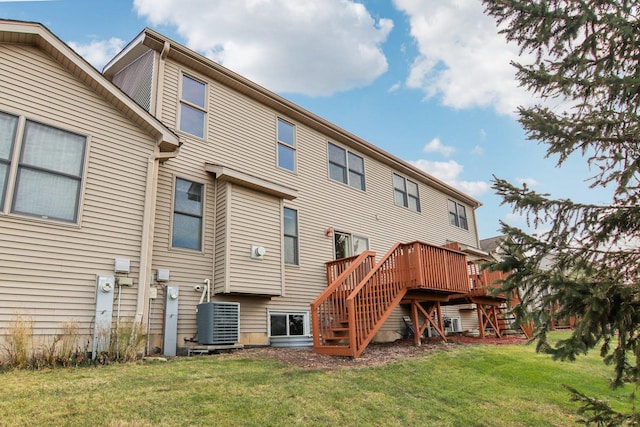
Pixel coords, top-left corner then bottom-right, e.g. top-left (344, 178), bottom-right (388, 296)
top-left (227, 335), bottom-right (527, 370)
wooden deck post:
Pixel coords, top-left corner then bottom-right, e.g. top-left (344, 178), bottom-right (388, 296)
top-left (477, 305), bottom-right (485, 338)
top-left (411, 300), bottom-right (421, 346)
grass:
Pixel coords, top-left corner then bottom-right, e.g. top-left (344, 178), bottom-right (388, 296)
top-left (0, 334), bottom-right (633, 426)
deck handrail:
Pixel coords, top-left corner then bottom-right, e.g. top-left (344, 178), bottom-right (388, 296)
top-left (344, 241), bottom-right (470, 357)
top-left (405, 241), bottom-right (469, 293)
top-left (311, 251), bottom-right (376, 349)
top-left (325, 254), bottom-right (367, 286)
top-left (345, 243), bottom-right (408, 357)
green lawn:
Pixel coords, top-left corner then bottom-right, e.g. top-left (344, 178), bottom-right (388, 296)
top-left (0, 337), bottom-right (632, 426)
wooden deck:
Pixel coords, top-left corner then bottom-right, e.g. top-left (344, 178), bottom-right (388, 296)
top-left (311, 241), bottom-right (532, 358)
top-left (311, 241), bottom-right (471, 358)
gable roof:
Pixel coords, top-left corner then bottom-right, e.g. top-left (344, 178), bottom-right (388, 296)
top-left (480, 235), bottom-right (506, 253)
top-left (105, 28), bottom-right (481, 208)
top-left (0, 19), bottom-right (180, 152)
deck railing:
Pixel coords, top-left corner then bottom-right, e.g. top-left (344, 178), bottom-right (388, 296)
top-left (325, 253), bottom-right (373, 286)
top-left (345, 241), bottom-right (470, 357)
top-left (405, 241), bottom-right (470, 293)
top-left (313, 241), bottom-right (475, 357)
top-left (345, 243), bottom-right (408, 358)
top-left (311, 251), bottom-right (376, 349)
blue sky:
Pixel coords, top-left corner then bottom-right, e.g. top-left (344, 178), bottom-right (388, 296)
top-left (0, 0), bottom-right (611, 240)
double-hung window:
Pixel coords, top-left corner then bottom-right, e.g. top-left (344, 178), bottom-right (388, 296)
top-left (283, 207), bottom-right (299, 265)
top-left (448, 199), bottom-right (468, 230)
top-left (334, 231), bottom-right (369, 259)
top-left (327, 142), bottom-right (365, 191)
top-left (172, 178), bottom-right (204, 250)
top-left (0, 112), bottom-right (17, 211)
top-left (179, 74), bottom-right (207, 138)
top-left (0, 111), bottom-right (87, 223)
top-left (277, 118), bottom-right (296, 171)
top-left (393, 174), bottom-right (420, 212)
top-left (269, 311), bottom-right (309, 336)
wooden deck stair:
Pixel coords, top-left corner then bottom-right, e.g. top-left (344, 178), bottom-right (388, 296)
top-left (311, 241), bottom-right (470, 358)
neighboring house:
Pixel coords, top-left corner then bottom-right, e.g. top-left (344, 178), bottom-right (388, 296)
top-left (0, 20), bottom-right (504, 358)
top-left (0, 20), bottom-right (180, 352)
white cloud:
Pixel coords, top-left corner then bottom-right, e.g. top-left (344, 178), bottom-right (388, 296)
top-left (392, 0), bottom-right (535, 116)
top-left (422, 137), bottom-right (455, 157)
top-left (479, 129), bottom-right (487, 139)
top-left (516, 177), bottom-right (540, 187)
top-left (471, 145), bottom-right (484, 155)
top-left (134, 0), bottom-right (392, 96)
top-left (410, 159), bottom-right (490, 196)
top-left (68, 38), bottom-right (125, 70)
top-left (388, 81), bottom-right (401, 93)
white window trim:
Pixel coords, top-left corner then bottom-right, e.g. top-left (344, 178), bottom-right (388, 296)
top-left (267, 310), bottom-right (311, 337)
top-left (178, 71), bottom-right (208, 140)
top-left (333, 230), bottom-right (370, 260)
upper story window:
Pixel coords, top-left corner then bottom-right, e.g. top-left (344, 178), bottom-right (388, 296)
top-left (172, 177), bottom-right (204, 250)
top-left (448, 199), bottom-right (468, 230)
top-left (277, 118), bottom-right (296, 171)
top-left (327, 142), bottom-right (365, 191)
top-left (179, 74), bottom-right (206, 139)
top-left (283, 207), bottom-right (299, 265)
top-left (0, 111), bottom-right (87, 223)
top-left (393, 174), bottom-right (420, 212)
top-left (334, 230), bottom-right (369, 259)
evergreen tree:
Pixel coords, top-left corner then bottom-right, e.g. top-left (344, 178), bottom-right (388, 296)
top-left (482, 1), bottom-right (640, 423)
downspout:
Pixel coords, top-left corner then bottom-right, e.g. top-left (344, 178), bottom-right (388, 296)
top-left (472, 206), bottom-right (482, 249)
top-left (136, 38), bottom-right (174, 332)
top-left (136, 144), bottom-right (181, 329)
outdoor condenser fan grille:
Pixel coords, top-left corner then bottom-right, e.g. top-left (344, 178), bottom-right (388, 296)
top-left (196, 302), bottom-right (240, 345)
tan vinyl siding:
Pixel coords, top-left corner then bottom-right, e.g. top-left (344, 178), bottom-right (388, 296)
top-left (145, 56), bottom-right (483, 345)
top-left (213, 180), bottom-right (228, 294)
top-left (0, 44), bottom-right (157, 337)
top-left (227, 185), bottom-right (283, 296)
top-left (148, 168), bottom-right (215, 337)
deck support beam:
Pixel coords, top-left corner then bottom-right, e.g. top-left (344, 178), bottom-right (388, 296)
top-left (408, 300), bottom-right (447, 345)
top-left (475, 302), bottom-right (502, 339)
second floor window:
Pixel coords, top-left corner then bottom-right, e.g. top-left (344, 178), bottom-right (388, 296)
top-left (172, 178), bottom-right (204, 250)
top-left (327, 142), bottom-right (365, 191)
top-left (179, 74), bottom-right (206, 138)
top-left (448, 199), bottom-right (468, 230)
top-left (393, 174), bottom-right (420, 212)
top-left (277, 118), bottom-right (296, 171)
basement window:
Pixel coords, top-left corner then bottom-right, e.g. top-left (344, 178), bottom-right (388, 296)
top-left (269, 311), bottom-right (309, 336)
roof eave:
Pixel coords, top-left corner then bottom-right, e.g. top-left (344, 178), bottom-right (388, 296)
top-left (122, 28), bottom-right (480, 208)
top-left (0, 20), bottom-right (180, 151)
